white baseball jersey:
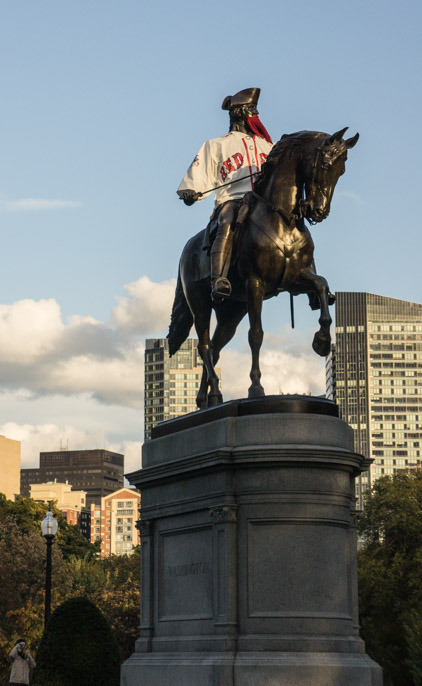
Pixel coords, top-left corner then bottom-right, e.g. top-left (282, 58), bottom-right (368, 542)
top-left (177, 131), bottom-right (274, 208)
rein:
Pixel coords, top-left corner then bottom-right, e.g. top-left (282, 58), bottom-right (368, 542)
top-left (194, 172), bottom-right (259, 197)
top-left (251, 190), bottom-right (300, 226)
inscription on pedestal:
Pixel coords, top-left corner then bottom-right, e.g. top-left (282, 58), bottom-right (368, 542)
top-left (168, 561), bottom-right (210, 576)
top-left (159, 526), bottom-right (213, 621)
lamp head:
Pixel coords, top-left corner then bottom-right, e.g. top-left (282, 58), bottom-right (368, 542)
top-left (41, 510), bottom-right (58, 538)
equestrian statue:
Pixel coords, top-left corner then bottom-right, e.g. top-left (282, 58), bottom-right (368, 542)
top-left (169, 87), bottom-right (359, 408)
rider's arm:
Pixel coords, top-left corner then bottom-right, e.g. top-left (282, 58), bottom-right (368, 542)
top-left (177, 139), bottom-right (218, 204)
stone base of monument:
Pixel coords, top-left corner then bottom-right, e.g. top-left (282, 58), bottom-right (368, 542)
top-left (121, 396), bottom-right (383, 686)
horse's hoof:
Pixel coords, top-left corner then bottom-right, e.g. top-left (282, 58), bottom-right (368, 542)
top-left (248, 384), bottom-right (266, 399)
top-left (208, 393), bottom-right (223, 407)
top-left (312, 332), bottom-right (331, 357)
top-left (196, 397), bottom-right (208, 410)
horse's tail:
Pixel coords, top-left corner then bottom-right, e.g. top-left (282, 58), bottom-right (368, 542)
top-left (167, 271), bottom-right (193, 356)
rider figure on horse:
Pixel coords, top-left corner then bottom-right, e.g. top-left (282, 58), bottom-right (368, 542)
top-left (177, 88), bottom-right (273, 303)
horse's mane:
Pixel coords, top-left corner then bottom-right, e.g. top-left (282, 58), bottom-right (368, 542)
top-left (254, 130), bottom-right (326, 194)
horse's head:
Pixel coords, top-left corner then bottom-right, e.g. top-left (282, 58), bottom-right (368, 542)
top-left (302, 127), bottom-right (359, 223)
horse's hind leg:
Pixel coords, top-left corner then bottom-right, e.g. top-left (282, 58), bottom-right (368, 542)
top-left (246, 276), bottom-right (266, 398)
top-left (196, 364), bottom-right (209, 410)
top-left (196, 301), bottom-right (247, 409)
top-left (212, 301), bottom-right (248, 366)
top-left (187, 285), bottom-right (222, 407)
top-left (198, 331), bottom-right (222, 406)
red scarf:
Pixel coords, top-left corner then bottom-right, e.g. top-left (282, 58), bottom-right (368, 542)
top-left (247, 115), bottom-right (273, 144)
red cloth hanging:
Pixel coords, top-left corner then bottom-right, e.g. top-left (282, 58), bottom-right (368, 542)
top-left (247, 115), bottom-right (273, 144)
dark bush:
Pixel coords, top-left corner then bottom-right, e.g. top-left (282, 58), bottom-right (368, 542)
top-left (32, 597), bottom-right (120, 686)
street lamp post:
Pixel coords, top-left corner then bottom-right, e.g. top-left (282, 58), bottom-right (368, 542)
top-left (41, 510), bottom-right (58, 627)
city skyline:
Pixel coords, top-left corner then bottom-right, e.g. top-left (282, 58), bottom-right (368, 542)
top-left (0, 1), bottom-right (420, 473)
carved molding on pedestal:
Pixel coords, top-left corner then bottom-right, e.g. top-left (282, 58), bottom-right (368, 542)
top-left (136, 519), bottom-right (153, 536)
top-left (209, 505), bottom-right (237, 523)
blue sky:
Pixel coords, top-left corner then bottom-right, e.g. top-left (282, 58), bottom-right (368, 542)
top-left (0, 0), bottom-right (420, 473)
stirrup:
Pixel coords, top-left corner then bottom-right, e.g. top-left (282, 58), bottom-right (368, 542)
top-left (212, 277), bottom-right (232, 302)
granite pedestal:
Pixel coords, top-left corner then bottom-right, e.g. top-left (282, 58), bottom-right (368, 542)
top-left (121, 396), bottom-right (382, 685)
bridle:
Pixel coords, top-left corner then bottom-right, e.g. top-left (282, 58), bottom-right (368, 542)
top-left (252, 143), bottom-right (327, 227)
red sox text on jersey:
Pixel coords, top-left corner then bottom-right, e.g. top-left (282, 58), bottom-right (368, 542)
top-left (177, 131), bottom-right (274, 208)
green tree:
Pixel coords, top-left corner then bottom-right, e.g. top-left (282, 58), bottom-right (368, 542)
top-left (0, 493), bottom-right (47, 535)
top-left (0, 517), bottom-right (71, 685)
top-left (97, 554), bottom-right (140, 660)
top-left (0, 494), bottom-right (98, 560)
top-left (66, 553), bottom-right (140, 660)
top-left (358, 471), bottom-right (422, 686)
top-left (0, 495), bottom-right (140, 680)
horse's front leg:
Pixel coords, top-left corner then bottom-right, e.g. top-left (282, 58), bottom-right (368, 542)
top-left (295, 268), bottom-right (332, 357)
top-left (246, 275), bottom-right (266, 398)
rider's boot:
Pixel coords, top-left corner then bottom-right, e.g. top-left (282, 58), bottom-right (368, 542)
top-left (211, 224), bottom-right (234, 302)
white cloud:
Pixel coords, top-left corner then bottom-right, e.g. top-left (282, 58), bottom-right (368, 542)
top-left (0, 294), bottom-right (146, 406)
top-left (0, 196), bottom-right (82, 212)
top-left (0, 278), bottom-right (328, 474)
top-left (111, 275), bottom-right (176, 334)
top-left (0, 422), bottom-right (105, 469)
top-left (220, 346), bottom-right (325, 401)
top-left (48, 346), bottom-right (144, 406)
top-left (108, 440), bottom-right (142, 476)
top-left (0, 287), bottom-right (326, 409)
top-left (0, 299), bottom-right (64, 363)
top-left (0, 421), bottom-right (142, 477)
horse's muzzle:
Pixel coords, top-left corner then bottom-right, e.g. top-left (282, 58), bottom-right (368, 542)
top-left (308, 206), bottom-right (329, 223)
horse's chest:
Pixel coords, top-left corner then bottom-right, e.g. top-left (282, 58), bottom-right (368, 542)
top-left (282, 235), bottom-right (297, 258)
top-left (278, 228), bottom-right (309, 259)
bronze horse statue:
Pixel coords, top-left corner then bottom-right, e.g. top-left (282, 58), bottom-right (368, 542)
top-left (168, 128), bottom-right (359, 408)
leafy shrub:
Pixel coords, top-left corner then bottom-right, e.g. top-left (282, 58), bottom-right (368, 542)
top-left (32, 597), bottom-right (120, 686)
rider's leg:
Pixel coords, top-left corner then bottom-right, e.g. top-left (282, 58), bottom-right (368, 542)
top-left (211, 202), bottom-right (236, 302)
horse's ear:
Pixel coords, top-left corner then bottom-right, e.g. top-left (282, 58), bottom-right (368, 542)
top-left (345, 132), bottom-right (359, 148)
top-left (326, 127), bottom-right (349, 144)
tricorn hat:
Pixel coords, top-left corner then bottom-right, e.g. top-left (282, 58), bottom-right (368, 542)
top-left (222, 87), bottom-right (261, 111)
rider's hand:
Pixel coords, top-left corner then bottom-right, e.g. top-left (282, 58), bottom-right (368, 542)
top-left (180, 190), bottom-right (201, 206)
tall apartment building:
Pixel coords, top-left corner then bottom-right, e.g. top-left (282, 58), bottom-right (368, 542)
top-left (90, 487), bottom-right (140, 557)
top-left (21, 449), bottom-right (124, 507)
top-left (326, 292), bottom-right (422, 505)
top-left (145, 338), bottom-right (220, 440)
top-left (0, 435), bottom-right (21, 501)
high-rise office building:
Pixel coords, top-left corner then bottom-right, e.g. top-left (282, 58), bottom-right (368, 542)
top-left (326, 292), bottom-right (422, 505)
top-left (144, 338), bottom-right (220, 440)
top-left (21, 449), bottom-right (124, 507)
